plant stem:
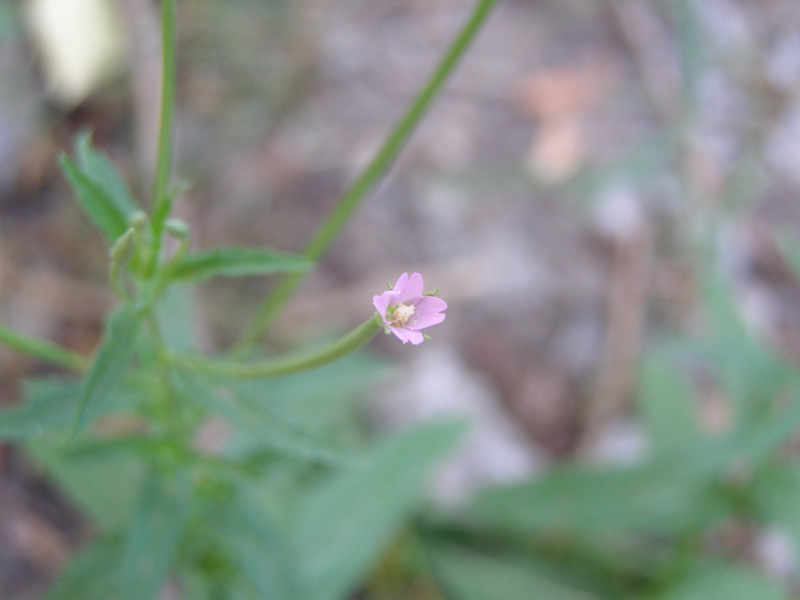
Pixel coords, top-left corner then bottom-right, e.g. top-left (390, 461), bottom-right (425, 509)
top-left (0, 325), bottom-right (90, 372)
top-left (151, 0), bottom-right (177, 239)
top-left (185, 315), bottom-right (382, 378)
top-left (233, 0), bottom-right (498, 354)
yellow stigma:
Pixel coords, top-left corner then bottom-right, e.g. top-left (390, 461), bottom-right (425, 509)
top-left (392, 303), bottom-right (415, 326)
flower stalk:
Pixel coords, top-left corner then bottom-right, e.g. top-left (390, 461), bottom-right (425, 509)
top-left (180, 315), bottom-right (383, 379)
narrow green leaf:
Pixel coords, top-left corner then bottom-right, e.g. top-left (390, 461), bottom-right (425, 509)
top-left (0, 323), bottom-right (89, 371)
top-left (460, 462), bottom-right (725, 537)
top-left (154, 283), bottom-right (195, 351)
top-left (752, 463), bottom-right (800, 547)
top-left (651, 562), bottom-right (785, 600)
top-left (220, 490), bottom-right (303, 600)
top-left (119, 470), bottom-right (192, 600)
top-left (60, 133), bottom-right (140, 241)
top-left (173, 371), bottom-right (357, 465)
top-left (638, 356), bottom-right (702, 458)
top-left (0, 377), bottom-right (82, 440)
top-left (25, 437), bottom-right (146, 530)
top-left (425, 540), bottom-right (601, 600)
top-left (699, 269), bottom-right (791, 420)
top-left (75, 132), bottom-right (139, 215)
top-left (167, 246), bottom-right (313, 281)
top-left (232, 353), bottom-right (386, 434)
top-left (42, 536), bottom-right (122, 600)
top-left (296, 421), bottom-right (464, 600)
top-left (74, 305), bottom-right (142, 434)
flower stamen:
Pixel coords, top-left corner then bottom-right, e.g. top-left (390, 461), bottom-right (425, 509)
top-left (389, 303), bottom-right (415, 327)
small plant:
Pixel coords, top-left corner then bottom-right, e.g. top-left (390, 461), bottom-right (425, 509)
top-left (0, 1), bottom-right (494, 598)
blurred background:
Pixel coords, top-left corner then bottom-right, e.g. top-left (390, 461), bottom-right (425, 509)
top-left (4, 0), bottom-right (800, 597)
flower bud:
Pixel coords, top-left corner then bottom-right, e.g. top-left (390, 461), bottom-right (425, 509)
top-left (109, 228), bottom-right (135, 265)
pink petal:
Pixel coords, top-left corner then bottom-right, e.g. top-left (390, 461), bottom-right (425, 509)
top-left (414, 296), bottom-right (447, 316)
top-left (406, 330), bottom-right (425, 345)
top-left (411, 311), bottom-right (445, 330)
top-left (373, 292), bottom-right (391, 316)
top-left (398, 272), bottom-right (424, 304)
top-left (391, 273), bottom-right (409, 294)
top-left (388, 325), bottom-right (411, 343)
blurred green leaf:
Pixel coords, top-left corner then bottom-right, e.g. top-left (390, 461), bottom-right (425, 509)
top-left (425, 539), bottom-right (603, 600)
top-left (0, 1), bottom-right (18, 40)
top-left (154, 283), bottom-right (195, 351)
top-left (638, 356), bottom-right (702, 458)
top-left (74, 305), bottom-right (143, 434)
top-left (690, 394), bottom-right (800, 476)
top-left (219, 488), bottom-right (303, 600)
top-left (232, 352), bottom-right (387, 436)
top-left (167, 246), bottom-right (312, 281)
top-left (118, 470), bottom-right (192, 600)
top-left (699, 269), bottom-right (792, 420)
top-left (649, 563), bottom-right (785, 600)
top-left (296, 421), bottom-right (465, 600)
top-left (60, 132), bottom-right (140, 241)
top-left (42, 536), bottom-right (122, 600)
top-left (174, 371), bottom-right (357, 465)
top-left (751, 462), bottom-right (800, 545)
top-left (458, 462), bottom-right (725, 537)
top-left (26, 437), bottom-right (146, 530)
top-left (75, 133), bottom-right (139, 213)
top-left (1, 373), bottom-right (146, 442)
top-left (0, 377), bottom-right (82, 441)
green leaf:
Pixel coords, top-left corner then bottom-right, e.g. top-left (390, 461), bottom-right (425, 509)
top-left (425, 539), bottom-right (602, 600)
top-left (650, 563), bottom-right (785, 600)
top-left (25, 436), bottom-right (146, 530)
top-left (459, 462), bottom-right (725, 537)
top-left (638, 355), bottom-right (702, 458)
top-left (75, 133), bottom-right (138, 213)
top-left (118, 470), bottom-right (192, 600)
top-left (0, 374), bottom-right (145, 442)
top-left (173, 371), bottom-right (357, 465)
top-left (154, 283), bottom-right (195, 351)
top-left (752, 462), bottom-right (800, 545)
top-left (167, 246), bottom-right (313, 281)
top-left (698, 269), bottom-right (792, 420)
top-left (74, 305), bottom-right (143, 434)
top-left (0, 323), bottom-right (89, 371)
top-left (60, 132), bottom-right (140, 241)
top-left (219, 488), bottom-right (303, 600)
top-left (231, 352), bottom-right (386, 437)
top-left (42, 536), bottom-right (122, 600)
top-left (0, 377), bottom-right (82, 441)
top-left (296, 421), bottom-right (465, 600)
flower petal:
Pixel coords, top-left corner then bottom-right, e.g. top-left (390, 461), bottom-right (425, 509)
top-left (373, 292), bottom-right (391, 317)
top-left (399, 272), bottom-right (424, 303)
top-left (391, 272), bottom-right (410, 294)
top-left (414, 296), bottom-right (447, 316)
top-left (411, 311), bottom-right (445, 330)
top-left (388, 325), bottom-right (411, 343)
top-left (406, 330), bottom-right (425, 345)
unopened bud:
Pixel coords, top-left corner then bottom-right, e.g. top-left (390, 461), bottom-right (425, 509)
top-left (164, 218), bottom-right (190, 240)
top-left (129, 210), bottom-right (149, 231)
top-left (110, 228), bottom-right (135, 265)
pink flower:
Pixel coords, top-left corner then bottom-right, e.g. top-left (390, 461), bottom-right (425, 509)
top-left (373, 272), bottom-right (447, 345)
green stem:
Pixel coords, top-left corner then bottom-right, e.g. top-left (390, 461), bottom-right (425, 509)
top-left (0, 325), bottom-right (90, 372)
top-left (151, 0), bottom-right (178, 241)
top-left (185, 315), bottom-right (382, 378)
top-left (233, 0), bottom-right (498, 354)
